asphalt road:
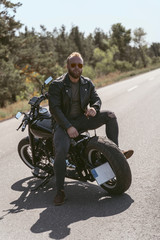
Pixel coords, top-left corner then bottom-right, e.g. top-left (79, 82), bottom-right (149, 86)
top-left (0, 69), bottom-right (160, 240)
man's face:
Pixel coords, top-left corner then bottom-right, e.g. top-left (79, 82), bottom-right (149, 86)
top-left (67, 56), bottom-right (83, 79)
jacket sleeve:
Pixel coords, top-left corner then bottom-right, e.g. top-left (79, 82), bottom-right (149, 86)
top-left (89, 81), bottom-right (102, 112)
top-left (48, 82), bottom-right (72, 130)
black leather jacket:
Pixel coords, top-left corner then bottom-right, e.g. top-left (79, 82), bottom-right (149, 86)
top-left (48, 73), bottom-right (102, 130)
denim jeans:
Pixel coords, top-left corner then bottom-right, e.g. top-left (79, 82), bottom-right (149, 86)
top-left (53, 110), bottom-right (119, 191)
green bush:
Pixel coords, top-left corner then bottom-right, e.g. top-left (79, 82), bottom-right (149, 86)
top-left (152, 56), bottom-right (160, 64)
top-left (50, 64), bottom-right (64, 79)
top-left (114, 60), bottom-right (134, 72)
top-left (95, 60), bottom-right (115, 76)
top-left (82, 65), bottom-right (96, 79)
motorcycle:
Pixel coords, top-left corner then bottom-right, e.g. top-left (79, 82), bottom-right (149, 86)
top-left (16, 77), bottom-right (132, 194)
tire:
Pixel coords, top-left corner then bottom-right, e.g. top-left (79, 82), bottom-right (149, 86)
top-left (85, 136), bottom-right (132, 195)
top-left (18, 137), bottom-right (51, 179)
top-left (18, 137), bottom-right (34, 169)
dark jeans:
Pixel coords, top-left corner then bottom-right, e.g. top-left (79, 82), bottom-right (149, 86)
top-left (53, 110), bottom-right (119, 191)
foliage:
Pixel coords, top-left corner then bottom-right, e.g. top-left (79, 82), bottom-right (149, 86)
top-left (114, 60), bottom-right (134, 72)
top-left (133, 28), bottom-right (150, 68)
top-left (82, 65), bottom-right (96, 79)
top-left (0, 1), bottom-right (160, 108)
top-left (110, 23), bottom-right (131, 61)
top-left (0, 59), bottom-right (25, 107)
top-left (0, 0), bottom-right (24, 107)
top-left (150, 43), bottom-right (160, 58)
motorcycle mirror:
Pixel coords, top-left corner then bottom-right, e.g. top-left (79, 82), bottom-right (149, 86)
top-left (44, 76), bottom-right (52, 85)
top-left (41, 76), bottom-right (53, 95)
top-left (15, 112), bottom-right (22, 119)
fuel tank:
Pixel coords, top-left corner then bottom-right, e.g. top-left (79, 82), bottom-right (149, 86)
top-left (30, 117), bottom-right (53, 139)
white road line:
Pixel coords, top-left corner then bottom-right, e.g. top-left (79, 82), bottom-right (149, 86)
top-left (128, 85), bottom-right (138, 92)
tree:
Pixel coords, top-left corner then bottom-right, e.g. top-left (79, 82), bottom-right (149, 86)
top-left (0, 59), bottom-right (25, 107)
top-left (69, 26), bottom-right (85, 54)
top-left (133, 28), bottom-right (151, 67)
top-left (82, 33), bottom-right (94, 64)
top-left (0, 0), bottom-right (25, 107)
top-left (110, 23), bottom-right (131, 61)
top-left (93, 28), bottom-right (108, 51)
top-left (93, 43), bottom-right (119, 76)
top-left (0, 2), bottom-right (158, 108)
top-left (150, 43), bottom-right (160, 57)
top-left (54, 25), bottom-right (72, 66)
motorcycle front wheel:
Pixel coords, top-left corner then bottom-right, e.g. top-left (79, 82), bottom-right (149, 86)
top-left (85, 136), bottom-right (132, 195)
top-left (18, 137), bottom-right (53, 179)
top-left (18, 137), bottom-right (34, 169)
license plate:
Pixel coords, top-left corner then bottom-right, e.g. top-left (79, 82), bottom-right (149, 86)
top-left (91, 162), bottom-right (115, 185)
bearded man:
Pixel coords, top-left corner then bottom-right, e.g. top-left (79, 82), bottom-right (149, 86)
top-left (48, 52), bottom-right (133, 206)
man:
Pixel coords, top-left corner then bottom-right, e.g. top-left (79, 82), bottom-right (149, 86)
top-left (48, 52), bottom-right (133, 206)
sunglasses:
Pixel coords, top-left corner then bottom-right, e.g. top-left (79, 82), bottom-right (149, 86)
top-left (70, 63), bottom-right (83, 69)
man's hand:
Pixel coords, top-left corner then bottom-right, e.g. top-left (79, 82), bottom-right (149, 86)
top-left (85, 107), bottom-right (96, 118)
top-left (67, 126), bottom-right (79, 138)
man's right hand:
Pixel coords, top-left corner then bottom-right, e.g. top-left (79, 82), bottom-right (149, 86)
top-left (67, 126), bottom-right (79, 138)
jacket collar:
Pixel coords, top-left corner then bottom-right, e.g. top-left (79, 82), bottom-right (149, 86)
top-left (63, 73), bottom-right (87, 86)
top-left (63, 73), bottom-right (71, 86)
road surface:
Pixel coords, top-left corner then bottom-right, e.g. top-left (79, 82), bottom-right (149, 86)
top-left (0, 69), bottom-right (160, 240)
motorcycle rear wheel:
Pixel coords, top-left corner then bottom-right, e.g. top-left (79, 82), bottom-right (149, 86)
top-left (85, 136), bottom-right (132, 195)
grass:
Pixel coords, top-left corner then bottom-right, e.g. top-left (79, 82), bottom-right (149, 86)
top-left (0, 64), bottom-right (160, 122)
top-left (93, 64), bottom-right (160, 88)
top-left (0, 100), bottom-right (29, 121)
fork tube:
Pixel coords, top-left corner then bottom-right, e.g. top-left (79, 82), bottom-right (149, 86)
top-left (28, 124), bottom-right (37, 166)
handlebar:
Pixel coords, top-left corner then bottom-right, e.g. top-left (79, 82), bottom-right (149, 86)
top-left (22, 119), bottom-right (28, 131)
top-left (34, 93), bottom-right (48, 106)
top-left (16, 114), bottom-right (29, 131)
top-left (16, 77), bottom-right (52, 132)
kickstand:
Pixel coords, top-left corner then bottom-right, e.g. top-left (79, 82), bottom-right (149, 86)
top-left (31, 174), bottom-right (54, 191)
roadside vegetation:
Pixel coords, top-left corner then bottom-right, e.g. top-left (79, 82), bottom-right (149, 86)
top-left (0, 1), bottom-right (160, 121)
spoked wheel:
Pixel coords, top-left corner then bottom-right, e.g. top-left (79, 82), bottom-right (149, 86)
top-left (18, 137), bottom-right (34, 169)
top-left (18, 137), bottom-right (53, 179)
top-left (85, 136), bottom-right (132, 195)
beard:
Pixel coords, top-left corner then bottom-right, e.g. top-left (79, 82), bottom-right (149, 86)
top-left (68, 68), bottom-right (82, 79)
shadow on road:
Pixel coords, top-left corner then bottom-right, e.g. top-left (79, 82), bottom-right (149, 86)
top-left (2, 176), bottom-right (134, 239)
